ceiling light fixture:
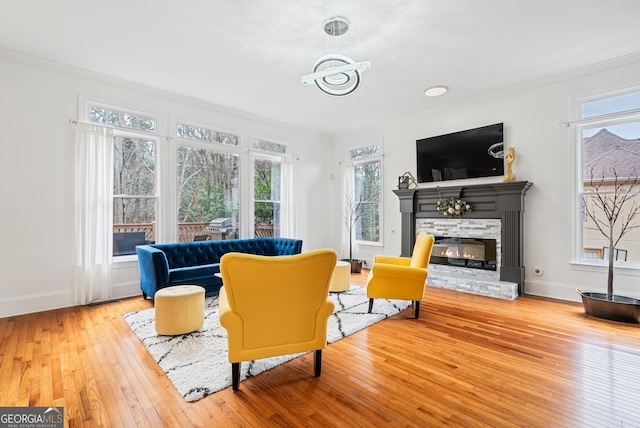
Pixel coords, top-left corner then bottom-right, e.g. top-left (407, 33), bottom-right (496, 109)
top-left (301, 16), bottom-right (371, 97)
top-left (424, 86), bottom-right (448, 97)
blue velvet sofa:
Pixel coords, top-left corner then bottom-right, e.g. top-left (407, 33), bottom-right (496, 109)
top-left (135, 237), bottom-right (303, 299)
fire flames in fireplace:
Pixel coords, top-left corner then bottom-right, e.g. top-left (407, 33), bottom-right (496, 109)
top-left (431, 236), bottom-right (497, 271)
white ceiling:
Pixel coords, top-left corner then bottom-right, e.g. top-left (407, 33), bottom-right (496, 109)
top-left (2, 1), bottom-right (640, 134)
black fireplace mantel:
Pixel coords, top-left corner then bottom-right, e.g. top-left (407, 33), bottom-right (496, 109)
top-left (393, 181), bottom-right (532, 295)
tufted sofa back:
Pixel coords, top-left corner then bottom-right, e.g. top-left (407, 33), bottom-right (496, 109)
top-left (148, 237), bottom-right (302, 269)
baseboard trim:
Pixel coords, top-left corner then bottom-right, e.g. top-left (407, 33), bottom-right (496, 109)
top-left (0, 289), bottom-right (75, 318)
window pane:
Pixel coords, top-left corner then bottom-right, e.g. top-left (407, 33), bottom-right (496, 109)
top-left (254, 139), bottom-right (287, 154)
top-left (112, 136), bottom-right (157, 257)
top-left (114, 137), bottom-right (156, 195)
top-left (177, 146), bottom-right (239, 242)
top-left (254, 202), bottom-right (280, 237)
top-left (582, 192), bottom-right (639, 264)
top-left (350, 145), bottom-right (380, 160)
top-left (355, 160), bottom-right (381, 242)
top-left (176, 124), bottom-right (239, 146)
top-left (582, 123), bottom-right (640, 179)
top-left (254, 159), bottom-right (281, 201)
top-left (113, 197), bottom-right (156, 224)
top-left (580, 116), bottom-right (640, 263)
top-left (113, 198), bottom-right (156, 256)
top-left (90, 106), bottom-right (156, 132)
top-left (582, 90), bottom-right (640, 118)
top-left (254, 158), bottom-right (281, 237)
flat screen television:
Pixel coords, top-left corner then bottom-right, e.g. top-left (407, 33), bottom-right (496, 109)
top-left (416, 123), bottom-right (504, 183)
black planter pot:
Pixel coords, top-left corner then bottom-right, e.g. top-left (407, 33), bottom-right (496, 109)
top-left (341, 259), bottom-right (363, 273)
top-left (577, 289), bottom-right (640, 323)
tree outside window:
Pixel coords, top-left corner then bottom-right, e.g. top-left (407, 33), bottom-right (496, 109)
top-left (112, 136), bottom-right (157, 256)
top-left (354, 160), bottom-right (381, 243)
top-left (253, 158), bottom-right (281, 237)
top-left (176, 146), bottom-right (239, 241)
top-left (252, 139), bottom-right (288, 238)
top-left (350, 144), bottom-right (382, 244)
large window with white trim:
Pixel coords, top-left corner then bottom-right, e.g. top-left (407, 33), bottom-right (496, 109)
top-left (88, 105), bottom-right (159, 257)
top-left (112, 134), bottom-right (157, 254)
top-left (252, 139), bottom-right (289, 238)
top-left (349, 145), bottom-right (382, 244)
top-left (83, 102), bottom-right (296, 256)
top-left (577, 89), bottom-right (640, 264)
top-left (175, 123), bottom-right (240, 241)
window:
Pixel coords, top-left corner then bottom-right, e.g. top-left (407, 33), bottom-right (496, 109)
top-left (176, 124), bottom-right (240, 241)
top-left (576, 89), bottom-right (640, 264)
top-left (90, 105), bottom-right (156, 133)
top-left (349, 144), bottom-right (382, 244)
top-left (112, 135), bottom-right (157, 255)
top-left (252, 139), bottom-right (289, 238)
top-left (88, 105), bottom-right (159, 257)
top-left (176, 124), bottom-right (239, 146)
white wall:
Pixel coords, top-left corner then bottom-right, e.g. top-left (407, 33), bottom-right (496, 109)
top-left (0, 50), bottom-right (333, 317)
top-left (330, 57), bottom-right (640, 302)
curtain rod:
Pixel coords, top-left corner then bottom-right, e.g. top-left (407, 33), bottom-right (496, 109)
top-left (559, 107), bottom-right (640, 127)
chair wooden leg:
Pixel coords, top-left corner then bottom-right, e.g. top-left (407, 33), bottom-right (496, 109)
top-left (232, 362), bottom-right (241, 391)
top-left (368, 298), bottom-right (374, 313)
top-left (314, 349), bottom-right (322, 377)
top-left (414, 301), bottom-right (420, 319)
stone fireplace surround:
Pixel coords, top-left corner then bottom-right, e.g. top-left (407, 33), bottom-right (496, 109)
top-left (393, 181), bottom-right (532, 299)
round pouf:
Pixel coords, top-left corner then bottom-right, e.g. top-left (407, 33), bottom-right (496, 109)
top-left (329, 261), bottom-right (351, 292)
top-left (154, 285), bottom-right (205, 335)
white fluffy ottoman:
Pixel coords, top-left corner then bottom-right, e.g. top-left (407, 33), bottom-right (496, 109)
top-left (154, 285), bottom-right (205, 335)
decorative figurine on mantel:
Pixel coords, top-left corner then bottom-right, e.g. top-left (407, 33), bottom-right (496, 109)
top-left (503, 147), bottom-right (517, 182)
top-left (398, 171), bottom-right (418, 189)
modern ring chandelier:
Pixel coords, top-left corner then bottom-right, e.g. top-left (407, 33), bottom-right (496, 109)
top-left (301, 16), bottom-right (371, 96)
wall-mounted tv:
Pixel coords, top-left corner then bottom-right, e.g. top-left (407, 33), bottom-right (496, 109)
top-left (416, 123), bottom-right (504, 183)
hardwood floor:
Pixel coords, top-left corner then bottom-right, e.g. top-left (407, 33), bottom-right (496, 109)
top-left (1, 271), bottom-right (640, 427)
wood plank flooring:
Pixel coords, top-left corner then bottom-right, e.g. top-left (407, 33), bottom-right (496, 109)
top-left (1, 271), bottom-right (640, 427)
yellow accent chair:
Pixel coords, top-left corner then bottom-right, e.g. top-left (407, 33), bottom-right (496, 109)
top-left (219, 249), bottom-right (337, 391)
top-left (366, 232), bottom-right (435, 319)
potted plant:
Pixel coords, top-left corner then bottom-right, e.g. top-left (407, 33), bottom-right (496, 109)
top-left (577, 169), bottom-right (640, 323)
top-left (342, 193), bottom-right (366, 273)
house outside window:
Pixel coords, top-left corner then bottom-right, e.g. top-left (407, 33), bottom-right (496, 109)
top-left (349, 144), bottom-right (382, 244)
top-left (576, 89), bottom-right (640, 264)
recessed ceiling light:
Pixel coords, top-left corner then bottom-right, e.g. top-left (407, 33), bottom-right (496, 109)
top-left (424, 86), bottom-right (448, 97)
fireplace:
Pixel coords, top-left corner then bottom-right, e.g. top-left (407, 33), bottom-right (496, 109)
top-left (431, 236), bottom-right (497, 271)
top-left (394, 181), bottom-right (532, 298)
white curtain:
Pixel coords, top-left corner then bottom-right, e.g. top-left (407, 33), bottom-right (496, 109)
top-left (74, 123), bottom-right (114, 304)
top-left (279, 156), bottom-right (296, 238)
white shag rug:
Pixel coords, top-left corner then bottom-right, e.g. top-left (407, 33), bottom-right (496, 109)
top-left (124, 285), bottom-right (411, 402)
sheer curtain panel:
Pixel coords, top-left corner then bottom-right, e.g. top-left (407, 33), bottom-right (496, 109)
top-left (74, 123), bottom-right (114, 304)
top-left (280, 156), bottom-right (296, 238)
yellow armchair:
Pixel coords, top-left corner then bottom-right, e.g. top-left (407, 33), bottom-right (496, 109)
top-left (366, 232), bottom-right (435, 319)
top-left (219, 249), bottom-right (337, 391)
